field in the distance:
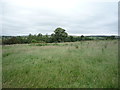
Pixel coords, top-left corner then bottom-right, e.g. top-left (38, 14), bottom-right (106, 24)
top-left (2, 40), bottom-right (118, 88)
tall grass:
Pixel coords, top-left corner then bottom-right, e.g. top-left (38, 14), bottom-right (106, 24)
top-left (2, 40), bottom-right (118, 88)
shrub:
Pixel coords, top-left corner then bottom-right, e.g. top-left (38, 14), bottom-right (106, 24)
top-left (31, 39), bottom-right (37, 43)
top-left (36, 43), bottom-right (47, 46)
top-left (75, 45), bottom-right (79, 49)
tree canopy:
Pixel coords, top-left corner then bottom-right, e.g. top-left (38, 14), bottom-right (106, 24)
top-left (2, 27), bottom-right (117, 45)
top-left (52, 27), bottom-right (68, 42)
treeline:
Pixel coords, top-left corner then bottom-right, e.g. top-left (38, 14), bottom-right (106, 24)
top-left (2, 27), bottom-right (117, 45)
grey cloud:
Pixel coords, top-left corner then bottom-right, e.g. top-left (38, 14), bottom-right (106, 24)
top-left (1, 1), bottom-right (118, 36)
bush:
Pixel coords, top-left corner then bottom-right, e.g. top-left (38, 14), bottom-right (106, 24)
top-left (31, 39), bottom-right (37, 43)
top-left (75, 45), bottom-right (79, 49)
top-left (36, 43), bottom-right (47, 46)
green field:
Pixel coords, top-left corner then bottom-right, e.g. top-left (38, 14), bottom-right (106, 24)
top-left (2, 40), bottom-right (118, 88)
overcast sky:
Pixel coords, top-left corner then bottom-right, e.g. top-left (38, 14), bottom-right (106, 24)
top-left (1, 0), bottom-right (118, 36)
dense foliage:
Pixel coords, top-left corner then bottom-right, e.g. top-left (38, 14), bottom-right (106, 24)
top-left (2, 27), bottom-right (118, 45)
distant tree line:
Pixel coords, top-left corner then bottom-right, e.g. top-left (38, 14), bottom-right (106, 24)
top-left (2, 27), bottom-right (117, 45)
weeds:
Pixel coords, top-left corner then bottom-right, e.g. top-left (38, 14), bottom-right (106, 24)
top-left (36, 43), bottom-right (48, 46)
top-left (2, 40), bottom-right (118, 88)
top-left (75, 45), bottom-right (79, 49)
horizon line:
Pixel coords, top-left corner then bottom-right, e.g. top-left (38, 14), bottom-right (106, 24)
top-left (1, 34), bottom-right (118, 36)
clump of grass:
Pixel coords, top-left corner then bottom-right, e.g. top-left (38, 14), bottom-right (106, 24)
top-left (36, 43), bottom-right (48, 46)
top-left (65, 43), bottom-right (68, 46)
top-left (104, 43), bottom-right (107, 48)
top-left (81, 41), bottom-right (82, 45)
top-left (114, 41), bottom-right (117, 44)
top-left (75, 45), bottom-right (79, 49)
top-left (3, 52), bottom-right (11, 57)
top-left (53, 43), bottom-right (59, 46)
top-left (102, 48), bottom-right (104, 52)
top-left (71, 44), bottom-right (73, 46)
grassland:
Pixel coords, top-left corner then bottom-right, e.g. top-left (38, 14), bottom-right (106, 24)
top-left (2, 40), bottom-right (118, 88)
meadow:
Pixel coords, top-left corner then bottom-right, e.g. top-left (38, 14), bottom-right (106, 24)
top-left (2, 40), bottom-right (118, 88)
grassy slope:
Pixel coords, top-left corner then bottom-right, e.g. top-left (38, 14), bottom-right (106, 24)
top-left (2, 40), bottom-right (118, 88)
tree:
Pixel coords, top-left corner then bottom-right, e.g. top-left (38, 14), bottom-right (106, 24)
top-left (42, 34), bottom-right (49, 43)
top-left (27, 33), bottom-right (33, 43)
top-left (37, 33), bottom-right (42, 37)
top-left (17, 36), bottom-right (23, 44)
top-left (52, 27), bottom-right (68, 42)
top-left (37, 33), bottom-right (43, 42)
top-left (81, 35), bottom-right (84, 40)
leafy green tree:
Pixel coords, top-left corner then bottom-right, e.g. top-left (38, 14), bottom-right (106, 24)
top-left (27, 33), bottom-right (34, 43)
top-left (17, 36), bottom-right (24, 44)
top-left (42, 34), bottom-right (49, 43)
top-left (37, 33), bottom-right (43, 42)
top-left (69, 36), bottom-right (74, 42)
top-left (52, 27), bottom-right (68, 42)
top-left (37, 33), bottom-right (42, 37)
top-left (66, 36), bottom-right (74, 42)
top-left (4, 37), bottom-right (18, 44)
top-left (81, 35), bottom-right (84, 40)
top-left (110, 36), bottom-right (115, 40)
